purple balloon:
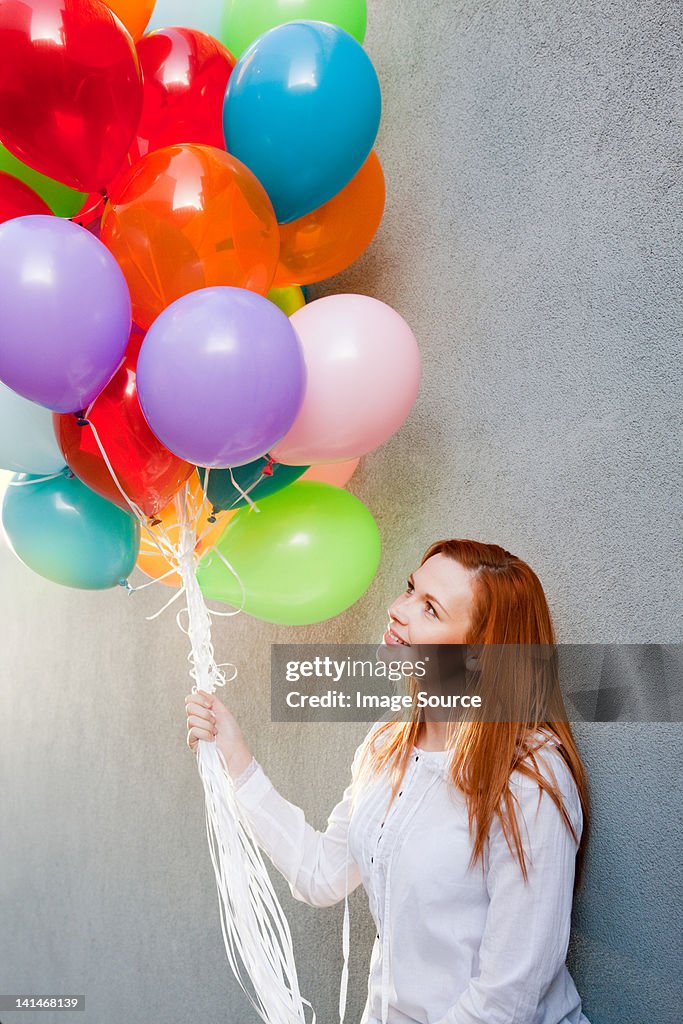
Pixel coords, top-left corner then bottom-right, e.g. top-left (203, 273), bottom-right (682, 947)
top-left (136, 286), bottom-right (307, 468)
top-left (0, 216), bottom-right (131, 414)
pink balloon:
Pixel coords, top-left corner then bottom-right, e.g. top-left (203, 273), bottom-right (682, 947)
top-left (270, 295), bottom-right (421, 465)
top-left (301, 457), bottom-right (360, 486)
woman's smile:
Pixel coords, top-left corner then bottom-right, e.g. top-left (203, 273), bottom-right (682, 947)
top-left (383, 625), bottom-right (409, 645)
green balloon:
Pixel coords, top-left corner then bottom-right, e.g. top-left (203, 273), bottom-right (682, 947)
top-left (2, 469), bottom-right (140, 590)
top-left (0, 145), bottom-right (86, 218)
top-left (221, 1), bottom-right (368, 58)
top-left (267, 285), bottom-right (305, 317)
top-left (197, 480), bottom-right (380, 625)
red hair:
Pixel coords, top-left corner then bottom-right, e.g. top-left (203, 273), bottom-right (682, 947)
top-left (357, 539), bottom-right (591, 890)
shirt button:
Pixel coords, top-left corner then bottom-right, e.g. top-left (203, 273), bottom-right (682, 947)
top-left (415, 755), bottom-right (419, 761)
top-left (376, 933), bottom-right (380, 939)
top-left (399, 790), bottom-right (403, 797)
top-left (371, 856), bottom-right (374, 863)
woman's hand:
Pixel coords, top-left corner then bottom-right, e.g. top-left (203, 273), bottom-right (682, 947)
top-left (184, 689), bottom-right (254, 779)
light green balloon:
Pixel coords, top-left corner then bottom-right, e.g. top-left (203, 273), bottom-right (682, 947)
top-left (197, 479), bottom-right (380, 625)
top-left (267, 285), bottom-right (306, 317)
top-left (221, 0), bottom-right (368, 58)
top-left (0, 145), bottom-right (87, 218)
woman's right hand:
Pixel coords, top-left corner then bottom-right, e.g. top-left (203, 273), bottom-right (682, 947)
top-left (184, 689), bottom-right (253, 778)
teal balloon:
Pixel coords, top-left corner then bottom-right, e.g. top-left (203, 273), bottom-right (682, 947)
top-left (197, 457), bottom-right (309, 512)
top-left (2, 469), bottom-right (140, 589)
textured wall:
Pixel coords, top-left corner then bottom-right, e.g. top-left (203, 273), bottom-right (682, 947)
top-left (1, 2), bottom-right (681, 1023)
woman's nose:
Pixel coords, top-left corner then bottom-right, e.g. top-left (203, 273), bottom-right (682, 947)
top-left (388, 597), bottom-right (408, 624)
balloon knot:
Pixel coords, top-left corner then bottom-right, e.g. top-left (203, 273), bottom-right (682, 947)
top-left (262, 455), bottom-right (276, 477)
top-left (149, 516), bottom-right (162, 527)
top-left (70, 192), bottom-right (106, 227)
top-left (65, 469), bottom-right (75, 479)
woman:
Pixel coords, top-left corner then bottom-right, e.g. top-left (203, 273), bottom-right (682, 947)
top-left (185, 539), bottom-right (592, 1024)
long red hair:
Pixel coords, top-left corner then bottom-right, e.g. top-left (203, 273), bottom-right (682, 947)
top-left (357, 539), bottom-right (591, 891)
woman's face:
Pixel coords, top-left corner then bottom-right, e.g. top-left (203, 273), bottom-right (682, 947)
top-left (383, 553), bottom-right (476, 647)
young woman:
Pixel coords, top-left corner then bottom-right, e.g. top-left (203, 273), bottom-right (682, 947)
top-left (185, 539), bottom-right (592, 1024)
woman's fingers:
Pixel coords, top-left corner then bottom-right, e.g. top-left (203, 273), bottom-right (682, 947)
top-left (187, 725), bottom-right (215, 749)
top-left (187, 713), bottom-right (216, 734)
top-left (185, 689), bottom-right (214, 707)
top-left (185, 701), bottom-right (216, 723)
top-left (185, 692), bottom-right (226, 756)
top-left (185, 691), bottom-right (211, 707)
top-left (187, 729), bottom-right (214, 745)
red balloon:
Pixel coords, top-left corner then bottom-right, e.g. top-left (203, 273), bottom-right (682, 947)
top-left (0, 0), bottom-right (143, 193)
top-left (110, 28), bottom-right (236, 193)
top-left (53, 328), bottom-right (196, 518)
top-left (0, 172), bottom-right (52, 223)
top-left (136, 27), bottom-right (236, 157)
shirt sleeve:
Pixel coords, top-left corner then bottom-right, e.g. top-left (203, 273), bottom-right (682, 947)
top-left (233, 755), bottom-right (260, 789)
top-left (433, 745), bottom-right (584, 1024)
top-left (231, 722), bottom-right (383, 909)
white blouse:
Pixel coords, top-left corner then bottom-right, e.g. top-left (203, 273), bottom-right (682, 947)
top-left (232, 721), bottom-right (591, 1024)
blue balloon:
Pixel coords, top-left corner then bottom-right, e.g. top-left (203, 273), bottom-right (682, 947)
top-left (2, 469), bottom-right (140, 590)
top-left (0, 381), bottom-right (66, 475)
top-left (223, 21), bottom-right (381, 223)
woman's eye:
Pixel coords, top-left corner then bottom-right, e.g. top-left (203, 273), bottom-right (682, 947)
top-left (407, 581), bottom-right (437, 617)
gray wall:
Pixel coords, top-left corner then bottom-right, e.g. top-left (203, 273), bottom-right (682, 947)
top-left (1, 2), bottom-right (681, 1023)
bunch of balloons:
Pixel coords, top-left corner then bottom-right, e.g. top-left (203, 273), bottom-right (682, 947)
top-left (0, 0), bottom-right (421, 626)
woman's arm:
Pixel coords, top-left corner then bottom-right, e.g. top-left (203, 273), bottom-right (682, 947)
top-left (433, 748), bottom-right (584, 1024)
top-left (229, 723), bottom-right (380, 909)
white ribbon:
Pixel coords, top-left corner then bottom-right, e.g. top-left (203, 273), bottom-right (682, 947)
top-left (78, 416), bottom-right (317, 1022)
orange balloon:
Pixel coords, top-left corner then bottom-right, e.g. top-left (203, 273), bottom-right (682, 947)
top-left (101, 144), bottom-right (280, 329)
top-left (273, 151), bottom-right (385, 288)
top-left (301, 458), bottom-right (360, 487)
top-left (105, 1), bottom-right (155, 40)
top-left (136, 473), bottom-right (236, 587)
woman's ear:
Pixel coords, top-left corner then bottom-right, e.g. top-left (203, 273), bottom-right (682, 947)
top-left (465, 644), bottom-right (483, 673)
